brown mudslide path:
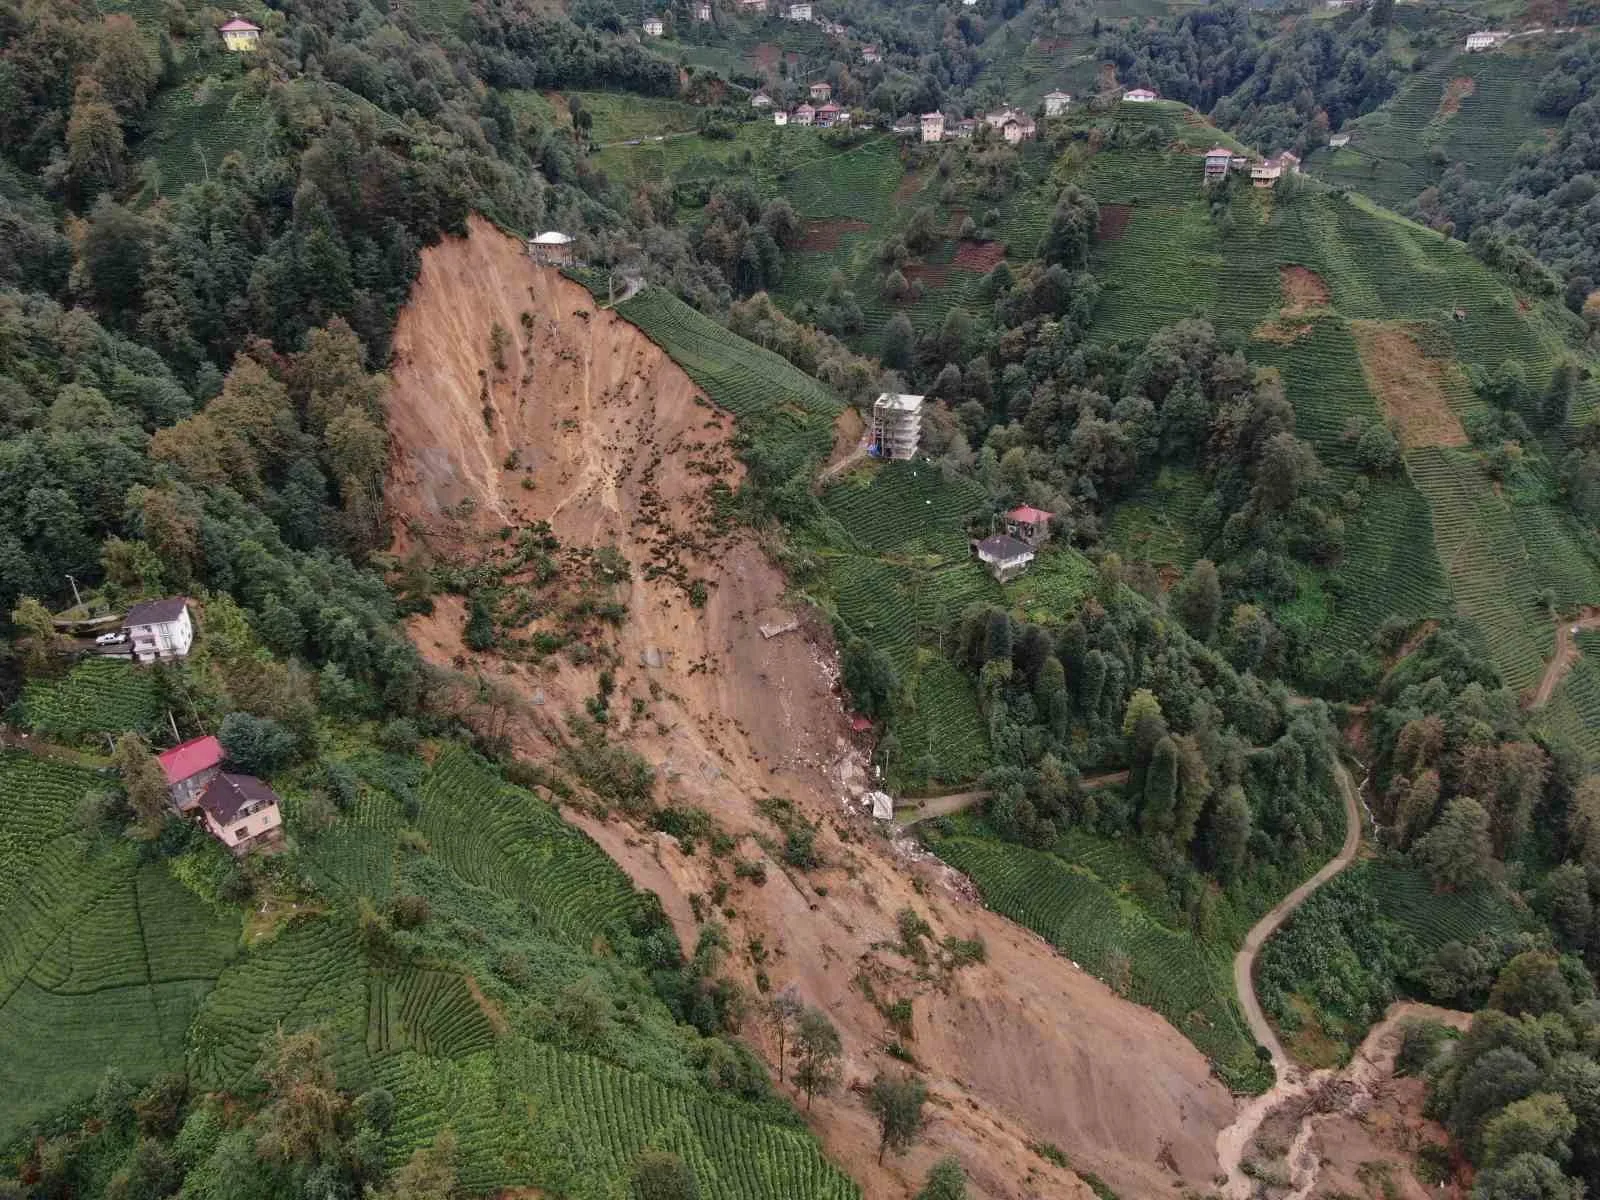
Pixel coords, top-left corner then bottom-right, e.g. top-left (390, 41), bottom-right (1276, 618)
top-left (1529, 609), bottom-right (1600, 709)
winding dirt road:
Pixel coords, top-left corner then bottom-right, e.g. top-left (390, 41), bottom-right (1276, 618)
top-left (1216, 754), bottom-right (1364, 1195)
top-left (1529, 609), bottom-right (1600, 709)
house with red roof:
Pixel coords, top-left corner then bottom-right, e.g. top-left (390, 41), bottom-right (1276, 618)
top-left (815, 101), bottom-right (841, 127)
top-left (1203, 146), bottom-right (1234, 181)
top-left (1004, 505), bottom-right (1054, 547)
top-left (158, 735), bottom-right (224, 811)
top-left (218, 15), bottom-right (261, 51)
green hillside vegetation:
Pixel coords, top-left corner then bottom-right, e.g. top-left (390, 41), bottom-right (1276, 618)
top-left (1308, 45), bottom-right (1563, 215)
top-left (17, 658), bottom-right (163, 745)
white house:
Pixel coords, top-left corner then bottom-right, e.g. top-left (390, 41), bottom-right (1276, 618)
top-left (1329, 132), bottom-right (1351, 148)
top-left (793, 103), bottom-right (815, 126)
top-left (751, 91), bottom-right (773, 107)
top-left (643, 16), bottom-right (664, 34)
top-left (862, 44), bottom-right (881, 63)
top-left (1466, 30), bottom-right (1506, 50)
top-left (1123, 87), bottom-right (1159, 103)
top-left (986, 107), bottom-right (1036, 142)
top-left (1043, 90), bottom-right (1072, 117)
top-left (218, 15), bottom-right (261, 51)
top-left (123, 597), bottom-right (193, 663)
top-left (808, 79), bottom-right (832, 101)
top-left (920, 111), bottom-right (945, 142)
top-left (962, 0), bottom-right (977, 7)
top-left (785, 1), bottom-right (812, 18)
top-left (528, 231), bottom-right (575, 265)
top-left (870, 393), bottom-right (924, 460)
top-left (693, 1), bottom-right (712, 18)
top-left (972, 533), bottom-right (1036, 582)
top-left (198, 773), bottom-right (284, 855)
top-left (773, 109), bottom-right (790, 125)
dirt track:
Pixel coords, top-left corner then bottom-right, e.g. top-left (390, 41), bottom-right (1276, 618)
top-left (1528, 609), bottom-right (1600, 709)
top-left (385, 218), bottom-right (1239, 1200)
top-left (1216, 755), bottom-right (1364, 1195)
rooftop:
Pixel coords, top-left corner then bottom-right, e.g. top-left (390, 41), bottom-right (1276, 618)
top-left (531, 231), bottom-right (574, 245)
top-left (1006, 505), bottom-right (1054, 524)
top-left (157, 735), bottom-right (223, 786)
top-left (874, 392), bottom-right (925, 411)
top-left (976, 533), bottom-right (1035, 560)
top-left (1204, 146), bottom-right (1233, 158)
top-left (219, 16), bottom-right (261, 31)
top-left (124, 596), bottom-right (188, 627)
top-left (199, 772), bottom-right (281, 826)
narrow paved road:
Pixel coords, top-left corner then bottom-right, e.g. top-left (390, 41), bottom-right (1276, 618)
top-left (1231, 755), bottom-right (1362, 1075)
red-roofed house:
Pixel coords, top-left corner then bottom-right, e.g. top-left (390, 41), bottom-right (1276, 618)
top-left (1004, 505), bottom-right (1054, 547)
top-left (815, 101), bottom-right (841, 127)
top-left (219, 15), bottom-right (261, 50)
top-left (1123, 87), bottom-right (1158, 103)
top-left (1203, 146), bottom-right (1234, 181)
top-left (158, 735), bottom-right (224, 811)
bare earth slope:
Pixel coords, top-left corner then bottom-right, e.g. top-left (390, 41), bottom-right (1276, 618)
top-left (386, 217), bottom-right (1235, 1198)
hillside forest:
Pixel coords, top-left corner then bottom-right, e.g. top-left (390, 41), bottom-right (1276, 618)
top-left (6, 0), bottom-right (1600, 1197)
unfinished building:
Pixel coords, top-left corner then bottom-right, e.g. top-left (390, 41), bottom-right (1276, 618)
top-left (870, 392), bottom-right (924, 460)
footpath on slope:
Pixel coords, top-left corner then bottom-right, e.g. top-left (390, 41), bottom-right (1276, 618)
top-left (1216, 753), bottom-right (1364, 1197)
top-left (1528, 608), bottom-right (1600, 709)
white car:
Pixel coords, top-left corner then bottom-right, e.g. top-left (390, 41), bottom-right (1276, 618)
top-left (95, 631), bottom-right (127, 645)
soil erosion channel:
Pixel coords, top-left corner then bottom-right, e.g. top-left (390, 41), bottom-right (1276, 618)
top-left (385, 217), bottom-right (1236, 1199)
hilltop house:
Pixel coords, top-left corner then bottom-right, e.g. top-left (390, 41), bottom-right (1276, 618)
top-left (694, 1), bottom-right (712, 17)
top-left (820, 19), bottom-right (845, 33)
top-left (808, 80), bottom-right (832, 101)
top-left (984, 107), bottom-right (1036, 142)
top-left (158, 736), bottom-right (224, 812)
top-left (157, 735), bottom-right (283, 855)
top-left (1329, 132), bottom-right (1351, 148)
top-left (920, 111), bottom-right (945, 142)
top-left (1003, 505), bottom-right (1054, 547)
top-left (862, 44), bottom-right (881, 63)
top-left (528, 231), bottom-right (575, 265)
top-left (199, 773), bottom-right (283, 855)
top-left (751, 91), bottom-right (773, 107)
top-left (1123, 87), bottom-right (1158, 103)
top-left (786, 2), bottom-right (812, 18)
top-left (1251, 151), bottom-right (1299, 187)
top-left (1043, 90), bottom-right (1072, 117)
top-left (643, 15), bottom-right (664, 34)
top-left (793, 103), bottom-right (815, 126)
top-left (219, 15), bottom-right (261, 50)
top-left (973, 533), bottom-right (1036, 582)
top-left (1203, 145), bottom-right (1234, 180)
top-left (870, 393), bottom-right (924, 460)
top-left (773, 109), bottom-right (789, 126)
top-left (123, 597), bottom-right (193, 663)
top-left (1466, 30), bottom-right (1507, 50)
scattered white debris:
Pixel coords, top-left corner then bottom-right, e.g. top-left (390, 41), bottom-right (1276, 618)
top-left (867, 790), bottom-right (894, 820)
top-left (759, 617), bottom-right (800, 639)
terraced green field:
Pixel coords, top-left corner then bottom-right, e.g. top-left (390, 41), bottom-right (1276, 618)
top-left (19, 657), bottom-right (162, 744)
top-left (140, 79), bottom-right (273, 200)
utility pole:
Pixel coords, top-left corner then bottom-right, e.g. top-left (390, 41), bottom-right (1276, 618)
top-left (65, 574), bottom-right (83, 609)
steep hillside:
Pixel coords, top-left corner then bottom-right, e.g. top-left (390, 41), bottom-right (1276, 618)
top-left (1060, 104), bottom-right (1600, 758)
top-left (383, 217), bottom-right (1241, 1200)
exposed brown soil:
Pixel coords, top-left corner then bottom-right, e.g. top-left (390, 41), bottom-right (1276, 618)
top-left (1280, 265), bottom-right (1331, 315)
top-left (904, 256), bottom-right (952, 287)
top-left (1234, 1003), bottom-right (1470, 1200)
top-left (385, 217), bottom-right (1238, 1200)
top-left (1528, 607), bottom-right (1600, 708)
top-left (1097, 203), bottom-right (1132, 241)
top-left (751, 41), bottom-right (779, 68)
top-left (892, 170), bottom-right (926, 205)
top-left (1438, 76), bottom-right (1476, 119)
top-left (953, 240), bottom-right (1006, 271)
top-left (799, 217), bottom-right (871, 252)
top-left (817, 405), bottom-right (868, 486)
top-left (1350, 322), bottom-right (1469, 449)
top-left (1253, 318), bottom-right (1314, 344)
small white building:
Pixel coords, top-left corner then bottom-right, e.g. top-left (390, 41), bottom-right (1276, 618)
top-left (123, 597), bottom-right (193, 663)
top-left (773, 109), bottom-right (790, 126)
top-left (962, 0), bottom-right (977, 7)
top-left (862, 44), bottom-right (881, 63)
top-left (643, 16), bottom-right (664, 34)
top-left (870, 393), bottom-right (924, 460)
top-left (528, 231), bottom-right (576, 265)
top-left (809, 79), bottom-right (832, 101)
top-left (1043, 90), bottom-right (1072, 117)
top-left (920, 111), bottom-right (945, 142)
top-left (694, 1), bottom-right (712, 17)
top-left (218, 15), bottom-right (261, 50)
top-left (1329, 132), bottom-right (1350, 148)
top-left (973, 533), bottom-right (1036, 582)
top-left (785, 1), bottom-right (812, 18)
top-left (1123, 87), bottom-right (1158, 103)
top-left (1466, 30), bottom-right (1506, 50)
top-left (751, 91), bottom-right (773, 107)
